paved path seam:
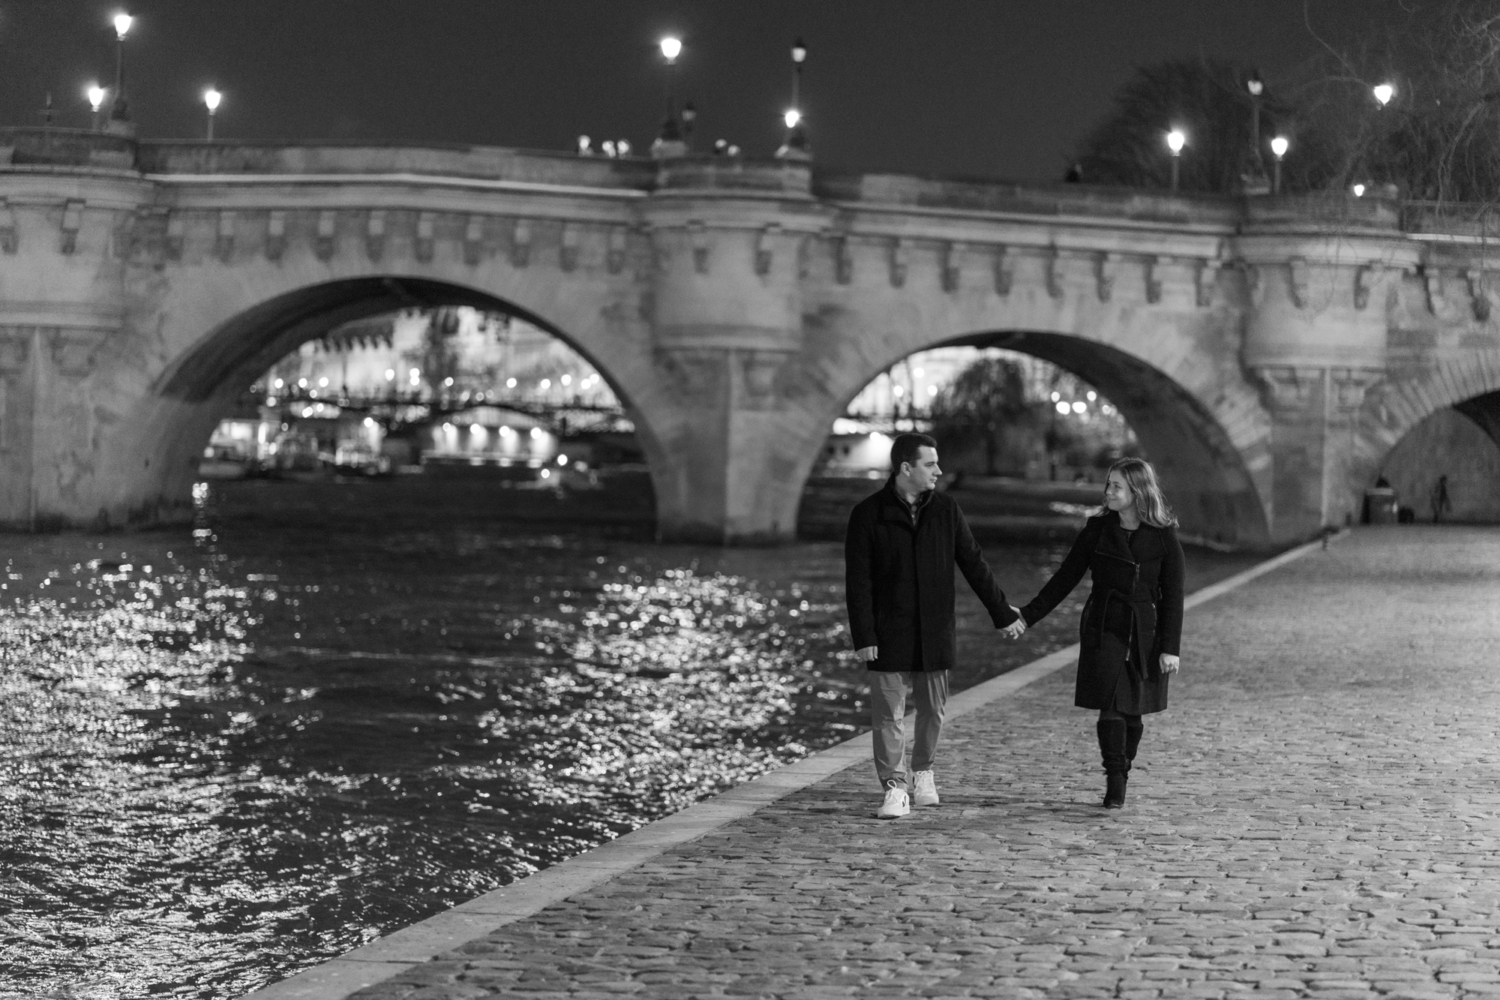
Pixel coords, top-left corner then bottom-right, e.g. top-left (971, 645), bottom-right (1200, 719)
top-left (242, 533), bottom-right (1335, 1000)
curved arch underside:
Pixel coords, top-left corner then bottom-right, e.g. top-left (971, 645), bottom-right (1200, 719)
top-left (947, 331), bottom-right (1271, 548)
top-left (157, 276), bottom-right (573, 404)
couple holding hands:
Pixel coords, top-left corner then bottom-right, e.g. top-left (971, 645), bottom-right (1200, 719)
top-left (844, 433), bottom-right (1185, 817)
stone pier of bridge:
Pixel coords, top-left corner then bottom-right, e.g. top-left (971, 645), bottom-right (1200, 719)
top-left (2, 128), bottom-right (1499, 547)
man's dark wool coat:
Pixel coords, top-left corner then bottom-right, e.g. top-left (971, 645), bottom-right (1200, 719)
top-left (1020, 510), bottom-right (1185, 715)
top-left (845, 480), bottom-right (1017, 672)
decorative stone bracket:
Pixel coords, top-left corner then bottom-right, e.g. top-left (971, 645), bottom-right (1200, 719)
top-left (215, 210), bottom-right (236, 262)
top-left (366, 210), bottom-right (386, 261)
top-left (1195, 258), bottom-right (1223, 308)
top-left (1095, 252), bottom-right (1120, 303)
top-left (888, 238), bottom-right (908, 288)
top-left (1353, 262), bottom-right (1385, 311)
top-left (1466, 268), bottom-right (1490, 322)
top-left (265, 210), bottom-right (286, 261)
top-left (560, 223), bottom-right (581, 272)
top-left (508, 218), bottom-right (530, 268)
top-left (1287, 257), bottom-right (1310, 309)
top-left (1144, 255), bottom-right (1165, 304)
top-left (1045, 246), bottom-right (1063, 300)
top-left (48, 328), bottom-right (108, 377)
top-left (314, 210), bottom-right (337, 261)
top-left (833, 234), bottom-right (853, 284)
top-left (0, 329), bottom-right (31, 371)
top-left (685, 221), bottom-right (710, 275)
top-left (165, 214), bottom-right (185, 261)
top-left (992, 245), bottom-right (1013, 296)
top-left (607, 226), bottom-right (628, 274)
top-left (60, 200), bottom-right (85, 255)
top-left (940, 241), bottom-right (963, 293)
top-left (463, 214), bottom-right (485, 266)
top-left (0, 200), bottom-right (16, 254)
top-left (1421, 262), bottom-right (1444, 314)
top-left (1254, 364), bottom-right (1382, 415)
top-left (415, 212), bottom-right (435, 263)
top-left (755, 223), bottom-right (779, 276)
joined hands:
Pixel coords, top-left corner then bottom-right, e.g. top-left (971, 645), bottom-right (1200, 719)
top-left (1000, 606), bottom-right (1027, 640)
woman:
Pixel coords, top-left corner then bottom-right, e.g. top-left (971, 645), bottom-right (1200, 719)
top-left (1005, 457), bottom-right (1184, 809)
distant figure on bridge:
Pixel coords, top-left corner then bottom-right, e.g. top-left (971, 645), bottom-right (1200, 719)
top-left (1003, 457), bottom-right (1184, 809)
top-left (845, 432), bottom-right (1021, 820)
top-left (1431, 474), bottom-right (1452, 523)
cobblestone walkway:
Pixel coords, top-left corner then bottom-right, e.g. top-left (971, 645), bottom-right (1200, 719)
top-left (348, 527), bottom-right (1500, 1000)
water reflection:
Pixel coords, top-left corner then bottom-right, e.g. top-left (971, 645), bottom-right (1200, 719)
top-left (0, 479), bottom-right (1255, 997)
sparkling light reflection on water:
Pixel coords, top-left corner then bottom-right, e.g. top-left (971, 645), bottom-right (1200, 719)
top-left (0, 479), bottom-right (1255, 997)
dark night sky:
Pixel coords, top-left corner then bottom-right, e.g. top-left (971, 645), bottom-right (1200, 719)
top-left (0, 1), bottom-right (1418, 182)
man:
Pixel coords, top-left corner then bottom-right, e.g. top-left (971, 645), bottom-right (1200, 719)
top-left (845, 432), bottom-right (1020, 819)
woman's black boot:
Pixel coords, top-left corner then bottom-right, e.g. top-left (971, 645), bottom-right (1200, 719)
top-left (1096, 719), bottom-right (1128, 809)
top-left (1124, 721), bottom-right (1144, 782)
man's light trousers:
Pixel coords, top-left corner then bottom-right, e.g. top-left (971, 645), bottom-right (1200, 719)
top-left (869, 669), bottom-right (949, 791)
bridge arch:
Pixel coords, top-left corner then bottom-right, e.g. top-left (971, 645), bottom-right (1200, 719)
top-left (809, 330), bottom-right (1272, 548)
top-left (1363, 349), bottom-right (1500, 454)
top-left (98, 273), bottom-right (664, 528)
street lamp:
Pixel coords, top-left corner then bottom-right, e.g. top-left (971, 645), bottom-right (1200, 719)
top-left (777, 37), bottom-right (810, 160)
top-left (203, 87), bottom-right (222, 140)
top-left (1166, 129), bottom-right (1186, 191)
top-left (1243, 70), bottom-right (1269, 193)
top-left (652, 35), bottom-right (687, 158)
top-left (86, 83), bottom-right (107, 131)
top-left (1373, 82), bottom-right (1395, 108)
top-left (1270, 135), bottom-right (1289, 193)
top-left (110, 11), bottom-right (133, 126)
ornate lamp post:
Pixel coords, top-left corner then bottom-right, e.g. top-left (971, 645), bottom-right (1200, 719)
top-left (1270, 135), bottom-right (1288, 194)
top-left (110, 12), bottom-right (133, 128)
top-left (1242, 70), bottom-right (1269, 194)
top-left (652, 36), bottom-right (687, 158)
top-left (86, 84), bottom-right (107, 131)
top-left (203, 87), bottom-right (222, 140)
top-left (777, 37), bottom-right (810, 160)
top-left (1166, 129), bottom-right (1186, 191)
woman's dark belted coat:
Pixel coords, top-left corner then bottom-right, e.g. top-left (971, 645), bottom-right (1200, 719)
top-left (845, 480), bottom-right (1017, 672)
top-left (1020, 511), bottom-right (1185, 714)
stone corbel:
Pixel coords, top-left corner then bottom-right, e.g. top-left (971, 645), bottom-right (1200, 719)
top-left (796, 234), bottom-right (810, 279)
top-left (688, 221), bottom-right (709, 275)
top-left (1195, 258), bottom-right (1222, 308)
top-left (992, 245), bottom-right (1013, 296)
top-left (1421, 262), bottom-right (1444, 313)
top-left (834, 235), bottom-right (853, 285)
top-left (463, 214), bottom-right (485, 266)
top-left (0, 200), bottom-right (16, 254)
top-left (940, 242), bottom-right (963, 293)
top-left (0, 329), bottom-right (31, 371)
top-left (1330, 368), bottom-right (1382, 414)
top-left (1144, 255), bottom-right (1165, 304)
top-left (1045, 246), bottom-right (1064, 300)
top-left (47, 329), bottom-right (107, 377)
top-left (165, 214), bottom-right (185, 261)
top-left (265, 210), bottom-right (287, 261)
top-left (314, 210), bottom-right (337, 261)
top-left (60, 200), bottom-right (85, 255)
top-left (112, 209), bottom-right (136, 259)
top-left (1253, 364), bottom-right (1322, 412)
top-left (755, 223), bottom-right (779, 277)
top-left (1096, 252), bottom-right (1120, 303)
top-left (1353, 262), bottom-right (1385, 311)
top-left (415, 212), bottom-right (435, 263)
top-left (888, 239), bottom-right (909, 288)
top-left (366, 210), bottom-right (386, 261)
top-left (1287, 257), bottom-right (1310, 309)
top-left (606, 226), bottom-right (628, 274)
top-left (735, 350), bottom-right (792, 411)
top-left (509, 218), bottom-right (530, 268)
top-left (215, 210), bottom-right (236, 262)
top-left (1466, 268), bottom-right (1490, 321)
top-left (560, 223), bottom-right (581, 272)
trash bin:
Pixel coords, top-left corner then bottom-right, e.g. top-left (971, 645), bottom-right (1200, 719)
top-left (1365, 487), bottom-right (1398, 524)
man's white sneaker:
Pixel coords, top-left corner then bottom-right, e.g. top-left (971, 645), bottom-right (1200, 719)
top-left (912, 769), bottom-right (939, 807)
top-left (877, 782), bottom-right (910, 819)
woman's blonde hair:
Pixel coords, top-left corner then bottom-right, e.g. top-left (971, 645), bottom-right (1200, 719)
top-left (1107, 457), bottom-right (1178, 528)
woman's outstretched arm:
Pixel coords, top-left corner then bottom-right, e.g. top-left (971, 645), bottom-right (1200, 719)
top-left (1020, 518), bottom-right (1102, 627)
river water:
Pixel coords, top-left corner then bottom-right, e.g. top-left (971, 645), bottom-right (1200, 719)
top-left (0, 476), bottom-right (1258, 998)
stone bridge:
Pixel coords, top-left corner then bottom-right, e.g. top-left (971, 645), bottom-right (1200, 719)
top-left (1, 127), bottom-right (1497, 548)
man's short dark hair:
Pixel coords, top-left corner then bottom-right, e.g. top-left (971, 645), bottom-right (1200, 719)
top-left (890, 432), bottom-right (937, 473)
